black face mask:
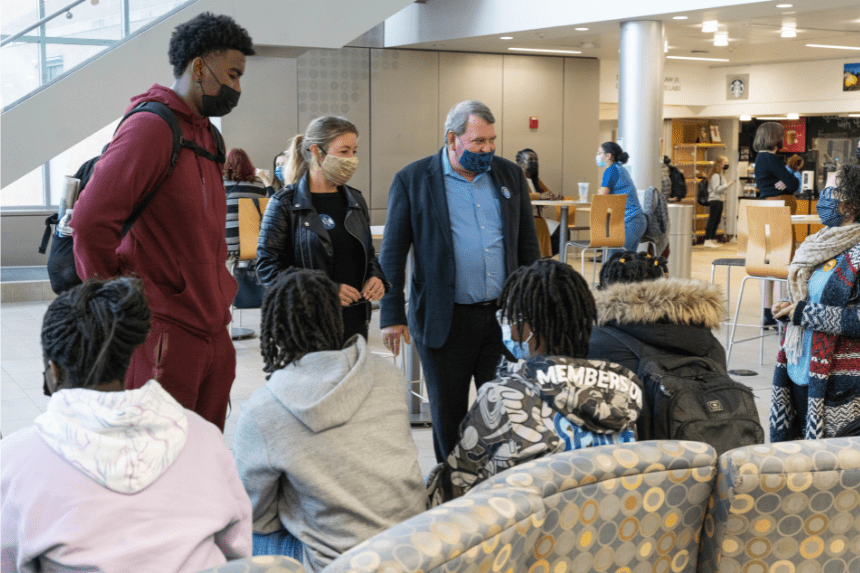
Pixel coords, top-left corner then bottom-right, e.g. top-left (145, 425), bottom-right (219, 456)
top-left (200, 62), bottom-right (240, 117)
top-left (723, 164), bottom-right (729, 171)
top-left (856, 146), bottom-right (860, 161)
top-left (527, 161), bottom-right (539, 179)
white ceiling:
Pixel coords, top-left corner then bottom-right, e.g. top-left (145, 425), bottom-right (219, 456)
top-left (397, 0), bottom-right (860, 67)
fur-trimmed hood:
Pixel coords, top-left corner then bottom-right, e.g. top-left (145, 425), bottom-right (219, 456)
top-left (593, 278), bottom-right (725, 330)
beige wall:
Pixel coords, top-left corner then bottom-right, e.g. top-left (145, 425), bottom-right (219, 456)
top-left (3, 49), bottom-right (601, 266)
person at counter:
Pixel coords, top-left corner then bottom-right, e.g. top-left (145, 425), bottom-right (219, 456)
top-left (753, 121), bottom-right (800, 327)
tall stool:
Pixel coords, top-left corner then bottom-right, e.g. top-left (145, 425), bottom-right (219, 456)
top-left (726, 205), bottom-right (794, 367)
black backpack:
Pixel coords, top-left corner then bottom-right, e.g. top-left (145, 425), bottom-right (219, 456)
top-left (667, 164), bottom-right (687, 200)
top-left (636, 354), bottom-right (764, 455)
top-left (38, 101), bottom-right (225, 294)
top-left (696, 176), bottom-right (710, 206)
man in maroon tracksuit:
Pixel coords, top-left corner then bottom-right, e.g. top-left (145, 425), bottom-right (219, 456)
top-left (73, 13), bottom-right (254, 430)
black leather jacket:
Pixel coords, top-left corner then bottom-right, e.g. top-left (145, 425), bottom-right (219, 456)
top-left (256, 174), bottom-right (386, 294)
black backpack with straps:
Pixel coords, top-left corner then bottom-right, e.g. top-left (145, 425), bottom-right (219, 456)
top-left (39, 101), bottom-right (225, 294)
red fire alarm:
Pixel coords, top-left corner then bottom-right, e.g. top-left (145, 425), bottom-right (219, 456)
top-left (529, 116), bottom-right (539, 129)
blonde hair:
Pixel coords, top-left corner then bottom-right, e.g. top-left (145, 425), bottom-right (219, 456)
top-left (753, 122), bottom-right (784, 152)
top-left (283, 116), bottom-right (358, 185)
top-left (708, 156), bottom-right (728, 179)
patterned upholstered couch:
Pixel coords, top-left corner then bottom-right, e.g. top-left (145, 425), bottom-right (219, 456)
top-left (196, 555), bottom-right (306, 572)
top-left (204, 437), bottom-right (860, 573)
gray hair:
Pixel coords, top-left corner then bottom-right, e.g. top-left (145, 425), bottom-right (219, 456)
top-left (753, 122), bottom-right (784, 152)
top-left (443, 100), bottom-right (495, 139)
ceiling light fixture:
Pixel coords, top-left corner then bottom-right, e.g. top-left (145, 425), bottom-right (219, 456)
top-left (666, 55), bottom-right (730, 62)
top-left (714, 31), bottom-right (728, 46)
top-left (500, 36), bottom-right (513, 40)
top-left (507, 47), bottom-right (582, 54)
top-left (776, 3), bottom-right (793, 7)
top-left (740, 115), bottom-right (752, 121)
top-left (781, 26), bottom-right (797, 38)
top-left (786, 113), bottom-right (800, 119)
top-left (755, 116), bottom-right (791, 120)
top-left (848, 114), bottom-right (860, 118)
top-left (806, 44), bottom-right (860, 51)
top-left (574, 27), bottom-right (589, 31)
top-left (702, 21), bottom-right (719, 33)
top-left (672, 16), bottom-right (688, 20)
top-left (664, 39), bottom-right (669, 53)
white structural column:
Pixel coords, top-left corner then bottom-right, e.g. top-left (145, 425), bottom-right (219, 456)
top-left (618, 20), bottom-right (665, 190)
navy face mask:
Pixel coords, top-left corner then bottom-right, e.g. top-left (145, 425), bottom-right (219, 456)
top-left (201, 62), bottom-right (240, 117)
top-left (527, 161), bottom-right (539, 179)
top-left (456, 137), bottom-right (494, 173)
top-left (817, 187), bottom-right (845, 227)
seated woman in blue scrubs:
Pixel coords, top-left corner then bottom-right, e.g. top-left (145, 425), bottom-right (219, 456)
top-left (596, 141), bottom-right (647, 252)
top-left (771, 162), bottom-right (860, 441)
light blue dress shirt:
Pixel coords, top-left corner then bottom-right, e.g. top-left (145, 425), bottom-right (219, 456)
top-left (442, 148), bottom-right (506, 304)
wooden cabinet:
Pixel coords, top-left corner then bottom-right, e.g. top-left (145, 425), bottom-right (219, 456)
top-left (673, 142), bottom-right (726, 238)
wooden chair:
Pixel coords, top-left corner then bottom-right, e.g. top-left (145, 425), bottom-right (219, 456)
top-left (726, 206), bottom-right (794, 367)
top-left (232, 197), bottom-right (269, 339)
top-left (710, 199), bottom-right (784, 346)
top-left (566, 194), bottom-right (626, 284)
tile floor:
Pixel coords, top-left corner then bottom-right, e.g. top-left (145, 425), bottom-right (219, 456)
top-left (0, 241), bottom-right (781, 476)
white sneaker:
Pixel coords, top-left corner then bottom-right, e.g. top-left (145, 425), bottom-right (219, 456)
top-left (702, 240), bottom-right (714, 248)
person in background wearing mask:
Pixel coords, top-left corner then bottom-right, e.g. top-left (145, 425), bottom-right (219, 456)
top-left (379, 100), bottom-right (541, 463)
top-left (516, 148), bottom-right (563, 257)
top-left (441, 259), bottom-right (641, 499)
top-left (770, 163), bottom-right (860, 442)
top-left (703, 155), bottom-right (735, 248)
top-left (256, 116), bottom-right (386, 342)
top-left (72, 13), bottom-right (254, 431)
top-left (596, 142), bottom-right (647, 252)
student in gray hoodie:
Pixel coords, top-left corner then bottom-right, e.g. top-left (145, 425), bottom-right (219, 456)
top-left (232, 269), bottom-right (427, 572)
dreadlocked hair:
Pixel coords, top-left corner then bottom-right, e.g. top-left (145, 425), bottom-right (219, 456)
top-left (598, 250), bottom-right (668, 289)
top-left (41, 277), bottom-right (151, 390)
top-left (499, 259), bottom-right (596, 359)
top-left (260, 269), bottom-right (344, 375)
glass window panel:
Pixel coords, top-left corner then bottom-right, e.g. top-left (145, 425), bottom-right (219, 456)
top-left (48, 118), bottom-right (121, 206)
top-left (1, 0), bottom-right (40, 36)
top-left (1, 41), bottom-right (40, 107)
top-left (129, 0), bottom-right (188, 34)
top-left (44, 0), bottom-right (122, 41)
top-left (1, 166), bottom-right (44, 208)
top-left (44, 42), bottom-right (106, 78)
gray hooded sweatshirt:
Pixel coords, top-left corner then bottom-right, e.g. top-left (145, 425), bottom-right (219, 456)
top-left (232, 336), bottom-right (427, 572)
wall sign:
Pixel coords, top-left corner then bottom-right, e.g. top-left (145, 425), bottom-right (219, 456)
top-left (779, 118), bottom-right (807, 153)
top-left (844, 63), bottom-right (860, 92)
top-left (726, 73), bottom-right (749, 100)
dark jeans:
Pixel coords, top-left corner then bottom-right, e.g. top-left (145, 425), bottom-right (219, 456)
top-left (342, 302), bottom-right (369, 342)
top-left (706, 200), bottom-right (724, 240)
top-left (414, 302), bottom-right (507, 463)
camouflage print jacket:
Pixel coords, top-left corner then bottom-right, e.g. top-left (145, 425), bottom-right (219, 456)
top-left (444, 355), bottom-right (642, 496)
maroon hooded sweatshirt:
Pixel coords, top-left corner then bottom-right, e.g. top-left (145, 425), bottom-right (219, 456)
top-left (73, 84), bottom-right (237, 337)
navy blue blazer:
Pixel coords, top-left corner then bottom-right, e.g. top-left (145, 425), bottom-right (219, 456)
top-left (379, 148), bottom-right (541, 349)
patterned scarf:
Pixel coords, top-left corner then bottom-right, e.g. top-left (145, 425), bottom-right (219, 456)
top-left (783, 223), bottom-right (860, 363)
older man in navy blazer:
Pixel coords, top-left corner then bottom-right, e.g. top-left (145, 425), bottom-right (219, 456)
top-left (379, 100), bottom-right (541, 462)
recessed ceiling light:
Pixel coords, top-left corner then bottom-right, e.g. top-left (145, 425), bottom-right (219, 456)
top-left (848, 114), bottom-right (860, 118)
top-left (508, 47), bottom-right (582, 54)
top-left (781, 26), bottom-right (797, 38)
top-left (500, 36), bottom-right (513, 40)
top-left (740, 115), bottom-right (752, 121)
top-left (755, 116), bottom-right (792, 120)
top-left (806, 44), bottom-right (860, 51)
top-left (672, 16), bottom-right (688, 20)
top-left (666, 55), bottom-right (730, 62)
top-left (714, 32), bottom-right (728, 46)
top-left (574, 27), bottom-right (589, 31)
top-left (786, 113), bottom-right (799, 119)
top-left (776, 3), bottom-right (793, 7)
top-left (702, 21), bottom-right (719, 33)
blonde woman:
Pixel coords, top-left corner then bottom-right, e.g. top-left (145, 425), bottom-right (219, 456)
top-left (703, 156), bottom-right (734, 248)
top-left (256, 116), bottom-right (386, 342)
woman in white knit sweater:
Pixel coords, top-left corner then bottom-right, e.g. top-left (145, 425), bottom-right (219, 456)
top-left (703, 155), bottom-right (735, 248)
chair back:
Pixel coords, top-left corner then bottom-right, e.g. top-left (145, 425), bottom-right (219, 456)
top-left (699, 437), bottom-right (860, 573)
top-left (736, 199), bottom-right (783, 258)
top-left (237, 197), bottom-right (269, 261)
top-left (589, 194), bottom-right (627, 248)
top-left (745, 205), bottom-right (793, 279)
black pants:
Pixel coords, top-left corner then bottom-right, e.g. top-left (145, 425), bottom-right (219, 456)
top-left (414, 302), bottom-right (507, 463)
top-left (342, 303), bottom-right (369, 342)
top-left (705, 200), bottom-right (723, 240)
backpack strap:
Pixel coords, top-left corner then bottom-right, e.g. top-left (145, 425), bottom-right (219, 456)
top-left (39, 213), bottom-right (60, 254)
